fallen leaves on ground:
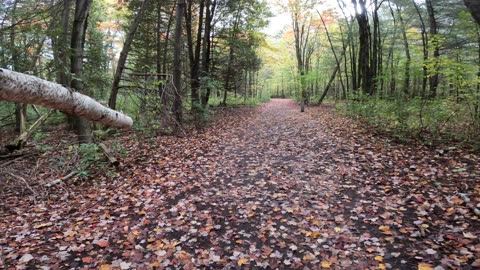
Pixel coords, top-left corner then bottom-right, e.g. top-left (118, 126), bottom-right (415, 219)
top-left (0, 99), bottom-right (479, 269)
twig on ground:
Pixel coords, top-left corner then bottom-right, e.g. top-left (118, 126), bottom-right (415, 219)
top-left (45, 171), bottom-right (78, 188)
top-left (7, 172), bottom-right (38, 197)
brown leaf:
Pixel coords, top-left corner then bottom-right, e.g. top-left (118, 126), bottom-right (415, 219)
top-left (97, 240), bottom-right (109, 247)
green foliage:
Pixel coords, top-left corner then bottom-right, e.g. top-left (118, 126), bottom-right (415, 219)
top-left (33, 130), bottom-right (48, 142)
top-left (68, 143), bottom-right (107, 178)
top-left (192, 101), bottom-right (210, 127)
top-left (343, 93), bottom-right (480, 146)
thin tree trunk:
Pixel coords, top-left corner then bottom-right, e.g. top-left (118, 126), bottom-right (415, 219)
top-left (339, 25), bottom-right (350, 94)
top-left (163, 4), bottom-right (176, 74)
top-left (318, 49), bottom-right (347, 104)
top-left (156, 2), bottom-right (163, 100)
top-left (7, 110), bottom-right (53, 152)
top-left (172, 0), bottom-right (185, 124)
top-left (222, 46), bottom-right (234, 106)
top-left (412, 0), bottom-right (428, 97)
top-left (10, 0), bottom-right (26, 134)
top-left (426, 0), bottom-right (439, 98)
top-left (387, 1), bottom-right (398, 95)
top-left (372, 0), bottom-right (381, 94)
top-left (200, 0), bottom-right (215, 107)
top-left (319, 12), bottom-right (346, 97)
top-left (395, 4), bottom-right (411, 97)
top-left (109, 0), bottom-right (151, 110)
top-left (186, 0), bottom-right (205, 112)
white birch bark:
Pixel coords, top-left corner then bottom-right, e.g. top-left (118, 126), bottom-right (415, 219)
top-left (0, 68), bottom-right (133, 128)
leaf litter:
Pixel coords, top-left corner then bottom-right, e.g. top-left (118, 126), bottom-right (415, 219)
top-left (0, 99), bottom-right (479, 269)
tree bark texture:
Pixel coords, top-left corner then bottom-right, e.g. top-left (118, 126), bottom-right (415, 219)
top-left (200, 0), bottom-right (215, 107)
top-left (172, 0), bottom-right (185, 124)
top-left (352, 0), bottom-right (373, 95)
top-left (396, 4), bottom-right (411, 97)
top-left (412, 0), bottom-right (428, 96)
top-left (70, 0), bottom-right (93, 143)
top-left (0, 68), bottom-right (133, 128)
top-left (425, 0), bottom-right (439, 98)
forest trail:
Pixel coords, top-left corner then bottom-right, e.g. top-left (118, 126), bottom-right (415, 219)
top-left (2, 99), bottom-right (479, 269)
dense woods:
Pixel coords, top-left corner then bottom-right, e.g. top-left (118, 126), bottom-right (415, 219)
top-left (1, 0), bottom-right (480, 269)
top-left (1, 0), bottom-right (479, 145)
top-left (0, 0), bottom-right (270, 143)
top-left (262, 0), bottom-right (480, 146)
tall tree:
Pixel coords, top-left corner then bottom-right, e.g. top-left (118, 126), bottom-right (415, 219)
top-left (70, 0), bottom-right (93, 143)
top-left (200, 0), bottom-right (216, 107)
top-left (396, 3), bottom-right (411, 97)
top-left (425, 0), bottom-right (439, 98)
top-left (185, 0), bottom-right (205, 115)
top-left (352, 0), bottom-right (373, 95)
top-left (412, 0), bottom-right (428, 96)
top-left (172, 0), bottom-right (185, 125)
top-left (289, 0), bottom-right (313, 111)
top-left (109, 0), bottom-right (151, 110)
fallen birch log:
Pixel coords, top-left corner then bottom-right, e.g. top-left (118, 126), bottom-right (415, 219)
top-left (0, 68), bottom-right (133, 128)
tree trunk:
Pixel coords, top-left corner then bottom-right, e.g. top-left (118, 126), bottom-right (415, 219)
top-left (222, 46), bottom-right (234, 106)
top-left (71, 0), bottom-right (93, 143)
top-left (395, 4), bottom-right (411, 97)
top-left (200, 0), bottom-right (215, 107)
top-left (7, 110), bottom-right (53, 152)
top-left (387, 1), bottom-right (398, 95)
top-left (339, 25), bottom-right (350, 95)
top-left (371, 0), bottom-right (381, 94)
top-left (172, 0), bottom-right (185, 124)
top-left (352, 0), bottom-right (373, 95)
top-left (412, 0), bottom-right (428, 97)
top-left (464, 0), bottom-right (480, 26)
top-left (163, 4), bottom-right (176, 75)
top-left (319, 12), bottom-right (346, 98)
top-left (57, 0), bottom-right (72, 87)
top-left (161, 4), bottom-right (176, 106)
top-left (156, 2), bottom-right (163, 100)
top-left (425, 0), bottom-right (439, 99)
top-left (318, 47), bottom-right (347, 104)
top-left (185, 0), bottom-right (205, 115)
top-left (109, 0), bottom-right (151, 110)
top-left (10, 0), bottom-right (26, 134)
top-left (14, 104), bottom-right (26, 133)
top-left (0, 69), bottom-right (133, 128)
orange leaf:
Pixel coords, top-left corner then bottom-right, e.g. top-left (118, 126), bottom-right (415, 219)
top-left (82, 256), bottom-right (94, 263)
top-left (237, 257), bottom-right (249, 266)
top-left (99, 265), bottom-right (112, 270)
top-left (321, 260), bottom-right (331, 268)
top-left (418, 262), bottom-right (433, 270)
top-left (97, 240), bottom-right (109, 248)
top-left (303, 253), bottom-right (315, 261)
top-left (374, 255), bottom-right (383, 262)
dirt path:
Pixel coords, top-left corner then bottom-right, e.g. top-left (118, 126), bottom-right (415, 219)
top-left (1, 99), bottom-right (479, 269)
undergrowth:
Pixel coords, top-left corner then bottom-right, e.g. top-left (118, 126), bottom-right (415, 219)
top-left (338, 93), bottom-right (480, 150)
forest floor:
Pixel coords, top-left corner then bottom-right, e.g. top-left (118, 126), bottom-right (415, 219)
top-left (1, 99), bottom-right (480, 269)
